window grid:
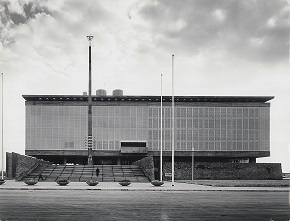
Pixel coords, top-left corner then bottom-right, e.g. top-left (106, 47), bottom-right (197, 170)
top-left (147, 106), bottom-right (268, 151)
top-left (26, 105), bottom-right (269, 152)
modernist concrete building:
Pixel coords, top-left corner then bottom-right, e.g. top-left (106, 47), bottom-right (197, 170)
top-left (23, 91), bottom-right (273, 171)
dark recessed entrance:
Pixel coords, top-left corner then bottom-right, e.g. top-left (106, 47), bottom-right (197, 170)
top-left (121, 141), bottom-right (146, 147)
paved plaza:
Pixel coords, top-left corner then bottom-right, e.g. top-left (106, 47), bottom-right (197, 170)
top-left (0, 180), bottom-right (289, 220)
top-left (0, 189), bottom-right (289, 220)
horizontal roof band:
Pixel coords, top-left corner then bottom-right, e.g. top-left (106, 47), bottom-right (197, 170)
top-left (22, 95), bottom-right (274, 103)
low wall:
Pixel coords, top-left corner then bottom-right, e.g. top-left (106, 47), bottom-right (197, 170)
top-left (6, 152), bottom-right (51, 180)
top-left (132, 156), bottom-right (155, 181)
top-left (163, 162), bottom-right (283, 180)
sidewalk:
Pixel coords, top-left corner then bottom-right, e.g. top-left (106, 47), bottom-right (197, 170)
top-left (0, 180), bottom-right (289, 192)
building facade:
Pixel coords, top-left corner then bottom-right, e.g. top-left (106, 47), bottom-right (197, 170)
top-left (23, 93), bottom-right (273, 168)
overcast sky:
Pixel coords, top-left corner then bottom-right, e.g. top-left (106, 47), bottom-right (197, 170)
top-left (0, 0), bottom-right (289, 171)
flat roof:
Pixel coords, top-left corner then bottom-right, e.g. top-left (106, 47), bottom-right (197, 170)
top-left (22, 95), bottom-right (274, 103)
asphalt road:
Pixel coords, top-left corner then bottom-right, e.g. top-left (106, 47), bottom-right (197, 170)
top-left (0, 190), bottom-right (289, 220)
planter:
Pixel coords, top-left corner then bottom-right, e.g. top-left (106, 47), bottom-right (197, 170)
top-left (151, 180), bottom-right (164, 186)
top-left (86, 180), bottom-right (99, 186)
top-left (119, 180), bottom-right (131, 186)
top-left (25, 179), bottom-right (38, 185)
top-left (56, 180), bottom-right (69, 186)
top-left (0, 179), bottom-right (5, 185)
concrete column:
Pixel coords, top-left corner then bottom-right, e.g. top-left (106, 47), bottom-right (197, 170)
top-left (63, 157), bottom-right (67, 165)
top-left (6, 153), bottom-right (12, 179)
top-left (117, 157), bottom-right (121, 165)
top-left (249, 158), bottom-right (256, 163)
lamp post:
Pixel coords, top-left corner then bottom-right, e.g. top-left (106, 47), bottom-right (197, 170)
top-left (87, 35), bottom-right (93, 165)
top-left (192, 147), bottom-right (194, 181)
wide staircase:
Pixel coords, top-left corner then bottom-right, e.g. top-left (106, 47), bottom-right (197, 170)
top-left (22, 164), bottom-right (150, 182)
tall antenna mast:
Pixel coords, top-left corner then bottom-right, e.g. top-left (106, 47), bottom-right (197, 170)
top-left (87, 35), bottom-right (94, 165)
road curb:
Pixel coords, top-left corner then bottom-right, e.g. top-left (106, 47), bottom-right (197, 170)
top-left (0, 187), bottom-right (288, 192)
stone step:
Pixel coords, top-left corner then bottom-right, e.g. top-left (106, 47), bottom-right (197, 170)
top-left (23, 164), bottom-right (149, 182)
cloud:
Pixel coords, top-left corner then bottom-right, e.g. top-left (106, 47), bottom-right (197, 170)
top-left (0, 0), bottom-right (52, 49)
top-left (0, 0), bottom-right (149, 94)
top-left (136, 0), bottom-right (289, 64)
top-left (1, 0), bottom-right (51, 25)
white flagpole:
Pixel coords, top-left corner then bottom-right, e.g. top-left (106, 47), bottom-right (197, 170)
top-left (171, 55), bottom-right (174, 186)
top-left (1, 73), bottom-right (3, 180)
top-left (160, 74), bottom-right (163, 182)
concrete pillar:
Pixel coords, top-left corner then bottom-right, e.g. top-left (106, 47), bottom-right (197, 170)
top-left (249, 158), bottom-right (256, 163)
top-left (6, 152), bottom-right (12, 179)
top-left (63, 157), bottom-right (67, 165)
top-left (117, 157), bottom-right (121, 165)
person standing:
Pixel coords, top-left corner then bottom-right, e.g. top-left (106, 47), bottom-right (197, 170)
top-left (38, 173), bottom-right (44, 181)
top-left (96, 167), bottom-right (100, 177)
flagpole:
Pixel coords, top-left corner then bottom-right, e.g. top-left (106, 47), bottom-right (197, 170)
top-left (171, 55), bottom-right (174, 186)
top-left (1, 73), bottom-right (4, 180)
top-left (160, 74), bottom-right (163, 182)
